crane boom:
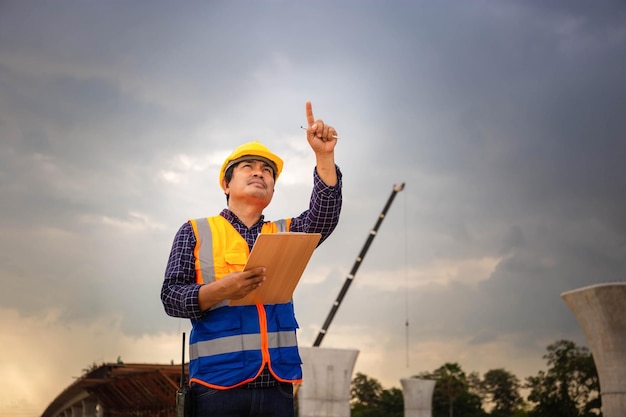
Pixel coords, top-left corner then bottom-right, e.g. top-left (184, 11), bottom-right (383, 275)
top-left (312, 182), bottom-right (406, 347)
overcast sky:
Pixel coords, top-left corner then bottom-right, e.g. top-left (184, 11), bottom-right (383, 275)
top-left (1, 1), bottom-right (626, 416)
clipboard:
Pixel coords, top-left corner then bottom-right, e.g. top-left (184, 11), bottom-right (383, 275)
top-left (229, 232), bottom-right (322, 306)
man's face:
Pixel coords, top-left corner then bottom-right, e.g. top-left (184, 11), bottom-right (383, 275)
top-left (223, 159), bottom-right (275, 207)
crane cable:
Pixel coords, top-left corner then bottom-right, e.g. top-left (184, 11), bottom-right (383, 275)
top-left (404, 188), bottom-right (409, 368)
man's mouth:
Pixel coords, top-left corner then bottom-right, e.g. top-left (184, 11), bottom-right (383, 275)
top-left (248, 179), bottom-right (266, 188)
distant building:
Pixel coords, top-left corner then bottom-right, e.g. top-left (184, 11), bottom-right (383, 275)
top-left (41, 363), bottom-right (185, 417)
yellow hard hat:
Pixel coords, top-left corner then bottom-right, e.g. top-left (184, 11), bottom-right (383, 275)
top-left (219, 141), bottom-right (284, 189)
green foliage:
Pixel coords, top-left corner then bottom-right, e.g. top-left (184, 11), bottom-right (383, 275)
top-left (351, 372), bottom-right (383, 407)
top-left (511, 409), bottom-right (531, 417)
top-left (348, 339), bottom-right (599, 417)
top-left (525, 340), bottom-right (601, 417)
top-left (350, 373), bottom-right (403, 417)
top-left (436, 363), bottom-right (467, 405)
top-left (481, 368), bottom-right (524, 415)
top-left (417, 363), bottom-right (485, 417)
top-left (379, 387), bottom-right (404, 416)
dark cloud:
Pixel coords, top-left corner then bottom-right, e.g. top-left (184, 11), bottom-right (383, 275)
top-left (1, 1), bottom-right (626, 413)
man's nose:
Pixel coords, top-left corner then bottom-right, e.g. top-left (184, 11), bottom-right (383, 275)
top-left (251, 164), bottom-right (264, 175)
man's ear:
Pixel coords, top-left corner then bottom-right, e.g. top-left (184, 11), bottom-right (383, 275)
top-left (222, 178), bottom-right (229, 193)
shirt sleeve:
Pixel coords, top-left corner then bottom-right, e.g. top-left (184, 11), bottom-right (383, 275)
top-left (289, 165), bottom-right (343, 245)
top-left (160, 222), bottom-right (205, 319)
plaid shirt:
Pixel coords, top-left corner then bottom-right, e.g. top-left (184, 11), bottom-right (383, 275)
top-left (161, 166), bottom-right (342, 387)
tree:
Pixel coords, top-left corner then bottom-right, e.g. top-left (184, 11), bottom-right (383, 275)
top-left (350, 373), bottom-right (403, 417)
top-left (435, 363), bottom-right (468, 417)
top-left (481, 368), bottom-right (523, 416)
top-left (377, 387), bottom-right (404, 417)
top-left (525, 339), bottom-right (601, 417)
top-left (351, 372), bottom-right (383, 409)
top-left (418, 362), bottom-right (486, 417)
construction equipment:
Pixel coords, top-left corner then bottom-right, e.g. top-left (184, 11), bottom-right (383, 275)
top-left (312, 182), bottom-right (406, 347)
top-left (293, 183), bottom-right (406, 398)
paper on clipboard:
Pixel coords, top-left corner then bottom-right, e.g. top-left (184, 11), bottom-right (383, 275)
top-left (229, 233), bottom-right (321, 306)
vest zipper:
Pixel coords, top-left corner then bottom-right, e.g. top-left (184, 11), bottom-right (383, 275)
top-left (256, 304), bottom-right (270, 366)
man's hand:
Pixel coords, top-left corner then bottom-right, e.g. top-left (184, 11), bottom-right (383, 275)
top-left (198, 267), bottom-right (266, 310)
top-left (305, 101), bottom-right (338, 154)
top-left (303, 101), bottom-right (339, 186)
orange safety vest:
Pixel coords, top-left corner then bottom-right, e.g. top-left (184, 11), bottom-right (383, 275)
top-left (187, 215), bottom-right (302, 389)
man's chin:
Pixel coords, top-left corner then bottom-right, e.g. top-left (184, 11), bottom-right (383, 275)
top-left (244, 189), bottom-right (273, 203)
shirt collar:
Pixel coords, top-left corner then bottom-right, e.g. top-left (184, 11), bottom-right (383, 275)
top-left (220, 208), bottom-right (265, 229)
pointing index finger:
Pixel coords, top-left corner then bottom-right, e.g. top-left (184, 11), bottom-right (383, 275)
top-left (305, 101), bottom-right (315, 128)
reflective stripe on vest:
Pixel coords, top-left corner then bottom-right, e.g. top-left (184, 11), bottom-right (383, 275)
top-left (190, 330), bottom-right (298, 360)
top-left (189, 217), bottom-right (214, 285)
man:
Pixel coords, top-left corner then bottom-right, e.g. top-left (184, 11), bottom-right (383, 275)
top-left (161, 101), bottom-right (342, 417)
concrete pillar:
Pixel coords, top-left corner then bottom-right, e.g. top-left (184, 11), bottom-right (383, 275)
top-left (561, 282), bottom-right (626, 417)
top-left (401, 378), bottom-right (436, 417)
top-left (298, 347), bottom-right (359, 417)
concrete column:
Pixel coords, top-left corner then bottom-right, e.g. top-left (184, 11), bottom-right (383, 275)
top-left (561, 282), bottom-right (626, 417)
top-left (298, 347), bottom-right (359, 417)
top-left (401, 378), bottom-right (436, 417)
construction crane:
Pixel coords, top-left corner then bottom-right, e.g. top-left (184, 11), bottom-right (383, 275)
top-left (312, 182), bottom-right (406, 347)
